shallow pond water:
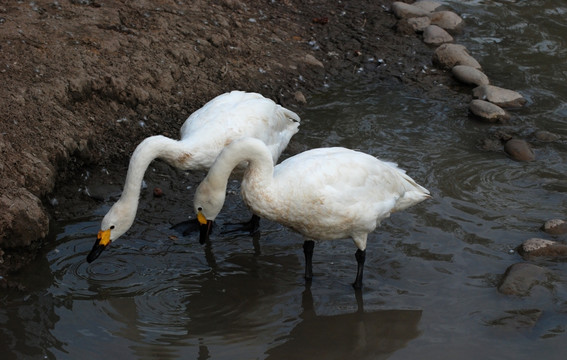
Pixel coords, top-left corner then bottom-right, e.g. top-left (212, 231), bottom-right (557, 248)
top-left (3, 0), bottom-right (567, 359)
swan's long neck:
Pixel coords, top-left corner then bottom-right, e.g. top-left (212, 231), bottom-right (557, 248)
top-left (120, 135), bottom-right (187, 204)
top-left (207, 138), bottom-right (275, 190)
top-left (196, 138), bottom-right (275, 221)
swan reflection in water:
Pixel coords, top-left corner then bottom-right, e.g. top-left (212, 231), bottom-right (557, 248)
top-left (187, 225), bottom-right (423, 359)
top-left (265, 285), bottom-right (422, 360)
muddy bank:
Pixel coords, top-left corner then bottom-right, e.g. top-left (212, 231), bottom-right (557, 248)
top-left (0, 0), bottom-right (447, 277)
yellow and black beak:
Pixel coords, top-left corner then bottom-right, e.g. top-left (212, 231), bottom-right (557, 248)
top-left (197, 211), bottom-right (213, 245)
top-left (87, 229), bottom-right (112, 263)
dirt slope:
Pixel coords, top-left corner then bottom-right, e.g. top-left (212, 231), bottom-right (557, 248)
top-left (0, 0), bottom-right (442, 277)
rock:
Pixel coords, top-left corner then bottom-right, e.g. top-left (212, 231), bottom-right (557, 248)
top-left (407, 16), bottom-right (431, 32)
top-left (452, 65), bottom-right (489, 86)
top-left (429, 11), bottom-right (464, 32)
top-left (498, 263), bottom-right (552, 296)
top-left (392, 2), bottom-right (430, 19)
top-left (518, 238), bottom-right (567, 259)
top-left (0, 189), bottom-right (49, 248)
top-left (472, 85), bottom-right (527, 108)
top-left (534, 130), bottom-right (560, 142)
top-left (432, 44), bottom-right (481, 70)
top-left (423, 25), bottom-right (453, 45)
top-left (504, 138), bottom-right (535, 162)
top-left (294, 91), bottom-right (307, 104)
top-left (413, 0), bottom-right (443, 13)
top-left (469, 99), bottom-right (509, 123)
top-left (519, 238), bottom-right (557, 253)
top-left (303, 54), bottom-right (324, 68)
top-left (542, 219), bottom-right (567, 235)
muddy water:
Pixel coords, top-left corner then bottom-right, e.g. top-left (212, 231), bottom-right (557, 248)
top-left (3, 1), bottom-right (567, 359)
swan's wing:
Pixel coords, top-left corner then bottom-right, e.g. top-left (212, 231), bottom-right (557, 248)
top-left (259, 148), bottom-right (428, 238)
top-left (179, 91), bottom-right (299, 163)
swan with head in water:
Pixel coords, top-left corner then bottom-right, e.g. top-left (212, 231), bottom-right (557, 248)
top-left (194, 137), bottom-right (430, 289)
top-left (87, 91), bottom-right (300, 263)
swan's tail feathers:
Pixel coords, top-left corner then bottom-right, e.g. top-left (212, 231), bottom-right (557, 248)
top-left (393, 189), bottom-right (430, 213)
top-left (393, 173), bottom-right (431, 212)
top-left (279, 106), bottom-right (301, 123)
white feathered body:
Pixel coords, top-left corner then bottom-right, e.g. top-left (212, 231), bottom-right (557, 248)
top-left (175, 91), bottom-right (300, 170)
top-left (233, 142), bottom-right (430, 250)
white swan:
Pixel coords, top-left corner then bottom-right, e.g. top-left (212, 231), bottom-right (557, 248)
top-left (87, 91), bottom-right (300, 262)
top-left (194, 137), bottom-right (430, 289)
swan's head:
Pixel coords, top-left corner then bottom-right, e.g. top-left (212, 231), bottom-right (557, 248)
top-left (194, 179), bottom-right (226, 244)
top-left (87, 200), bottom-right (136, 263)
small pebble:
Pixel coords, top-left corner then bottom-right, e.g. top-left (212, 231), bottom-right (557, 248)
top-left (153, 187), bottom-right (164, 197)
top-left (294, 91), bottom-right (307, 104)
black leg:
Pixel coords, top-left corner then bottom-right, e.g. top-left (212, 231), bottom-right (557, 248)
top-left (248, 214), bottom-right (260, 234)
top-left (221, 214), bottom-right (261, 236)
top-left (353, 249), bottom-right (366, 289)
top-left (303, 240), bottom-right (315, 281)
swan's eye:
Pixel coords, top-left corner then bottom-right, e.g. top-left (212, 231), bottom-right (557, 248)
top-left (110, 225), bottom-right (115, 230)
top-left (198, 207), bottom-right (202, 211)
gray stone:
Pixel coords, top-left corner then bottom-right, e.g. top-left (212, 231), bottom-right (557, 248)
top-left (303, 54), bottom-right (324, 68)
top-left (521, 238), bottom-right (557, 253)
top-left (452, 65), bottom-right (489, 86)
top-left (469, 99), bottom-right (509, 123)
top-left (518, 238), bottom-right (567, 259)
top-left (504, 138), bottom-right (535, 162)
top-left (429, 11), bottom-right (464, 32)
top-left (407, 16), bottom-right (431, 32)
top-left (498, 263), bottom-right (552, 296)
top-left (392, 2), bottom-right (430, 19)
top-left (294, 91), bottom-right (307, 104)
top-left (413, 0), bottom-right (443, 12)
top-left (432, 44), bottom-right (481, 70)
top-left (543, 219), bottom-right (567, 235)
top-left (423, 25), bottom-right (453, 45)
top-left (472, 85), bottom-right (527, 108)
